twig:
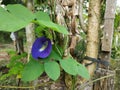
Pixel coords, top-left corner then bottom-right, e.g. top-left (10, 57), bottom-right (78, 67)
top-left (79, 74), bottom-right (114, 89)
top-left (0, 86), bottom-right (34, 89)
top-left (0, 81), bottom-right (54, 89)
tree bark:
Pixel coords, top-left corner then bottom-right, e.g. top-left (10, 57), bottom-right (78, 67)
top-left (25, 0), bottom-right (35, 61)
top-left (83, 0), bottom-right (101, 77)
top-left (25, 1), bottom-right (37, 90)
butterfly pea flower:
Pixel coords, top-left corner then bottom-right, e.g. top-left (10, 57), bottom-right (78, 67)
top-left (31, 36), bottom-right (52, 59)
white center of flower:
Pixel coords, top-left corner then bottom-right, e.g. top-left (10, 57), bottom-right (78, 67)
top-left (39, 41), bottom-right (48, 52)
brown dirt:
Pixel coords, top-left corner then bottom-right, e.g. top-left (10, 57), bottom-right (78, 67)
top-left (0, 44), bottom-right (13, 59)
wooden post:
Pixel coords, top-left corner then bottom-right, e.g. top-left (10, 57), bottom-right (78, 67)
top-left (102, 0), bottom-right (116, 52)
top-left (93, 0), bottom-right (116, 90)
top-left (101, 0), bottom-right (116, 69)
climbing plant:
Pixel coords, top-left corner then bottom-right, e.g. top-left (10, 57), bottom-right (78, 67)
top-left (0, 4), bottom-right (90, 82)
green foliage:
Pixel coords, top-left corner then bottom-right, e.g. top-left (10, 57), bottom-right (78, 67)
top-left (35, 11), bottom-right (68, 34)
top-left (35, 25), bottom-right (53, 40)
top-left (0, 4), bottom-right (34, 32)
top-left (21, 47), bottom-right (61, 81)
top-left (42, 45), bottom-right (63, 62)
top-left (22, 57), bottom-right (44, 81)
top-left (35, 11), bottom-right (51, 21)
top-left (100, 0), bottom-right (106, 23)
top-left (7, 52), bottom-right (26, 67)
top-left (112, 8), bottom-right (120, 59)
top-left (0, 52), bottom-right (27, 81)
top-left (6, 4), bottom-right (35, 24)
top-left (7, 52), bottom-right (27, 76)
top-left (60, 58), bottom-right (78, 76)
top-left (0, 31), bottom-right (11, 43)
top-left (60, 58), bottom-right (90, 79)
top-left (44, 61), bottom-right (60, 81)
top-left (114, 13), bottom-right (120, 29)
top-left (21, 46), bottom-right (90, 81)
top-left (35, 25), bottom-right (47, 37)
top-left (74, 39), bottom-right (86, 62)
top-left (112, 30), bottom-right (120, 59)
top-left (0, 4), bottom-right (68, 34)
top-left (0, 4), bottom-right (89, 83)
top-left (76, 62), bottom-right (90, 79)
top-left (20, 45), bottom-right (90, 82)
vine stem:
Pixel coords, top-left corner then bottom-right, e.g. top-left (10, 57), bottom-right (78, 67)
top-left (55, 45), bottom-right (62, 57)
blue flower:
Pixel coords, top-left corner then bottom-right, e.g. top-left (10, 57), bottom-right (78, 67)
top-left (31, 37), bottom-right (52, 59)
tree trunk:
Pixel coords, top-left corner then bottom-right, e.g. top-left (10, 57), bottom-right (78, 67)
top-left (25, 1), bottom-right (36, 89)
top-left (25, 0), bottom-right (35, 61)
top-left (81, 0), bottom-right (102, 89)
top-left (83, 0), bottom-right (101, 77)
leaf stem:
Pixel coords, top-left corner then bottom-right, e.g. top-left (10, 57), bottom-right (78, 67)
top-left (55, 45), bottom-right (62, 57)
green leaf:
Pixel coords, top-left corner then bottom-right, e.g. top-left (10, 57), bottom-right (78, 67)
top-left (42, 49), bottom-right (62, 62)
top-left (7, 53), bottom-right (27, 68)
top-left (60, 58), bottom-right (90, 79)
top-left (38, 20), bottom-right (68, 35)
top-left (35, 26), bottom-right (46, 37)
top-left (60, 58), bottom-right (78, 75)
top-left (22, 59), bottom-right (44, 81)
top-left (56, 24), bottom-right (68, 34)
top-left (44, 61), bottom-right (60, 81)
top-left (35, 11), bottom-right (68, 34)
top-left (50, 49), bottom-right (62, 60)
top-left (53, 45), bottom-right (64, 57)
top-left (77, 64), bottom-right (90, 79)
top-left (7, 4), bottom-right (35, 23)
top-left (0, 4), bottom-right (35, 32)
top-left (35, 11), bottom-right (51, 21)
top-left (9, 62), bottom-right (24, 75)
top-left (0, 7), bottom-right (25, 32)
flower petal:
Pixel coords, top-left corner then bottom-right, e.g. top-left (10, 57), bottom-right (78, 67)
top-left (31, 37), bottom-right (52, 59)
